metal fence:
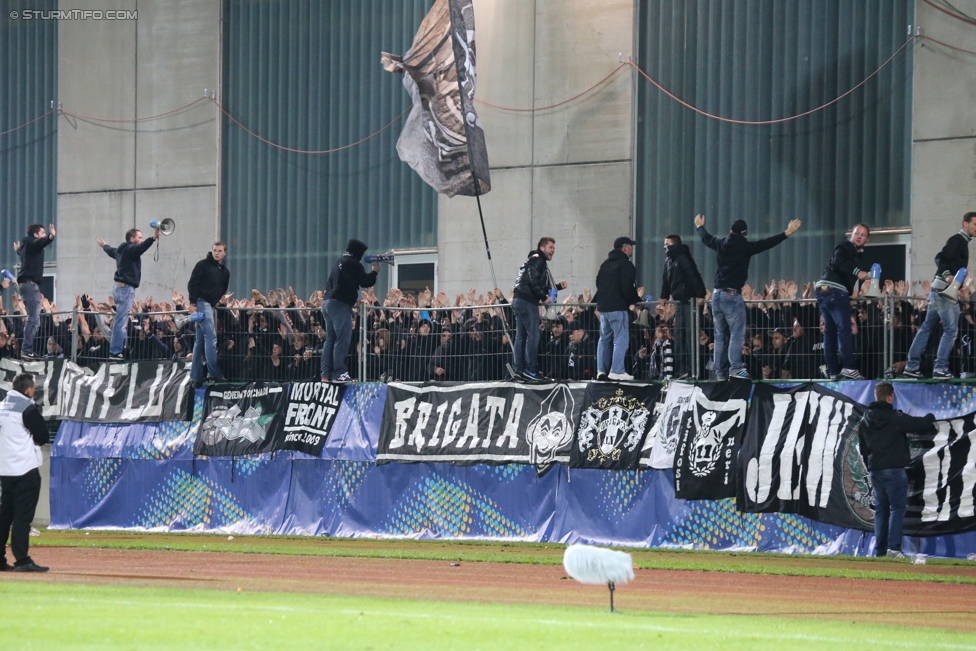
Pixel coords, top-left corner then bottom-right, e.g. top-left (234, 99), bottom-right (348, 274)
top-left (0, 296), bottom-right (971, 382)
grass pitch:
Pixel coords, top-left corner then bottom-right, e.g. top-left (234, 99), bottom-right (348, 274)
top-left (1, 581), bottom-right (973, 651)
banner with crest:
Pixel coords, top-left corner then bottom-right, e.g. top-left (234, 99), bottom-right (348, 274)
top-left (672, 382), bottom-right (751, 499)
top-left (570, 384), bottom-right (662, 470)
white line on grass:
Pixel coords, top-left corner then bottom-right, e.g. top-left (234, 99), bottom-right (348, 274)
top-left (33, 595), bottom-right (975, 650)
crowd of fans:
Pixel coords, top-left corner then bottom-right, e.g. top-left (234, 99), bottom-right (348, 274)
top-left (0, 277), bottom-right (972, 382)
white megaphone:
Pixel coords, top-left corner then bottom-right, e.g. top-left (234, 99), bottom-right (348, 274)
top-left (174, 312), bottom-right (205, 329)
top-left (862, 263), bottom-right (882, 298)
top-left (149, 218), bottom-right (176, 235)
top-left (938, 268), bottom-right (968, 304)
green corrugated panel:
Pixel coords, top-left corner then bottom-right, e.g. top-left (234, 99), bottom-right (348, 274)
top-left (0, 3), bottom-right (58, 268)
top-left (635, 0), bottom-right (913, 290)
top-left (221, 0), bottom-right (437, 297)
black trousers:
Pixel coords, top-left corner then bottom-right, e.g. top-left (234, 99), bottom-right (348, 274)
top-left (0, 468), bottom-right (41, 564)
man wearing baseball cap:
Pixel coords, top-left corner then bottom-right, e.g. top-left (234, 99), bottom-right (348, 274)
top-left (595, 236), bottom-right (641, 381)
top-left (696, 214), bottom-right (801, 379)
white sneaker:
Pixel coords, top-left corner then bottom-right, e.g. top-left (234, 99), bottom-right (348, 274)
top-left (607, 372), bottom-right (635, 381)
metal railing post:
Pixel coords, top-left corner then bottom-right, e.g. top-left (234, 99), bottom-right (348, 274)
top-left (884, 293), bottom-right (893, 378)
top-left (691, 300), bottom-right (700, 379)
top-left (70, 307), bottom-right (79, 364)
top-left (359, 302), bottom-right (368, 381)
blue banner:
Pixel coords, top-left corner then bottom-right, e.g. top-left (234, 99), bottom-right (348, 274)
top-left (48, 381), bottom-right (976, 558)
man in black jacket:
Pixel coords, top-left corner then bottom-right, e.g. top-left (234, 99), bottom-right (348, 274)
top-left (595, 236), bottom-right (641, 381)
top-left (815, 224), bottom-right (870, 380)
top-left (15, 223), bottom-right (55, 360)
top-left (857, 382), bottom-right (935, 558)
top-left (187, 242), bottom-right (230, 384)
top-left (660, 234), bottom-right (706, 378)
top-left (903, 212), bottom-right (976, 379)
top-left (97, 226), bottom-right (160, 360)
top-left (511, 237), bottom-right (566, 380)
top-left (0, 373), bottom-right (50, 572)
top-left (696, 214), bottom-right (801, 379)
top-left (321, 239), bottom-right (379, 382)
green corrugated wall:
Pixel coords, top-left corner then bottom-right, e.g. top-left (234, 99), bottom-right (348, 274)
top-left (0, 4), bottom-right (58, 269)
top-left (220, 0), bottom-right (438, 298)
top-left (635, 0), bottom-right (914, 290)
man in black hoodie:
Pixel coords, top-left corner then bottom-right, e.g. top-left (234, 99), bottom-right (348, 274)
top-left (187, 242), bottom-right (230, 384)
top-left (696, 214), bottom-right (801, 379)
top-left (321, 238), bottom-right (379, 382)
top-left (816, 224), bottom-right (870, 380)
top-left (903, 212), bottom-right (976, 379)
top-left (15, 223), bottom-right (55, 360)
top-left (857, 382), bottom-right (935, 558)
top-left (660, 234), bottom-right (706, 378)
top-left (511, 237), bottom-right (566, 380)
top-left (595, 236), bottom-right (641, 381)
top-left (97, 226), bottom-right (160, 360)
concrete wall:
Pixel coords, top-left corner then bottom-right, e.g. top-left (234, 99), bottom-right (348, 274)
top-left (56, 0), bottom-right (219, 305)
top-left (910, 0), bottom-right (976, 285)
top-left (437, 0), bottom-right (636, 298)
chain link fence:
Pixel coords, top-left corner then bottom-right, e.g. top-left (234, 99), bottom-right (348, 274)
top-left (0, 296), bottom-right (970, 382)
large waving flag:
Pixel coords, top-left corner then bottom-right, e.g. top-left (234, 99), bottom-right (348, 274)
top-left (382, 0), bottom-right (490, 198)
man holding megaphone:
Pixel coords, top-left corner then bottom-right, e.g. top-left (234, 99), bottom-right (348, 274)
top-left (902, 212), bottom-right (976, 379)
top-left (97, 225), bottom-right (161, 360)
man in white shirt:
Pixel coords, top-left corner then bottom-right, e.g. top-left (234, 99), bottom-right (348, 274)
top-left (0, 373), bottom-right (50, 572)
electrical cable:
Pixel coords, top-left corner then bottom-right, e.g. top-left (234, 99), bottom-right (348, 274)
top-left (626, 35), bottom-right (916, 125)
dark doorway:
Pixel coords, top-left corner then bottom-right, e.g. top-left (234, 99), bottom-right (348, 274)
top-left (859, 244), bottom-right (906, 284)
top-left (397, 262), bottom-right (436, 296)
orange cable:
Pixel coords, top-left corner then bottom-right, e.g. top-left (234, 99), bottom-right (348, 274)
top-left (474, 62), bottom-right (629, 112)
top-left (0, 109), bottom-right (56, 137)
top-left (212, 98), bottom-right (410, 155)
top-left (58, 97), bottom-right (210, 123)
top-left (628, 35), bottom-right (916, 125)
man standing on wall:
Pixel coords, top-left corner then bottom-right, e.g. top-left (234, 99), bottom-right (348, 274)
top-left (321, 239), bottom-right (379, 382)
top-left (15, 223), bottom-right (55, 360)
top-left (816, 224), bottom-right (870, 380)
top-left (97, 226), bottom-right (160, 360)
top-left (902, 212), bottom-right (976, 379)
top-left (660, 234), bottom-right (706, 378)
top-left (0, 373), bottom-right (50, 572)
top-left (511, 237), bottom-right (566, 381)
top-left (595, 236), bottom-right (641, 381)
top-left (696, 215), bottom-right (801, 379)
top-left (187, 242), bottom-right (230, 385)
top-left (857, 381), bottom-right (935, 558)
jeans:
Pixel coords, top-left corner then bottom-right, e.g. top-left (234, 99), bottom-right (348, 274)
top-left (110, 284), bottom-right (135, 356)
top-left (816, 287), bottom-right (855, 375)
top-left (512, 298), bottom-right (541, 373)
top-left (20, 281), bottom-right (42, 356)
top-left (190, 300), bottom-right (222, 382)
top-left (906, 291), bottom-right (959, 374)
top-left (321, 299), bottom-right (353, 378)
top-left (597, 310), bottom-right (630, 375)
top-left (711, 290), bottom-right (746, 377)
top-left (672, 301), bottom-right (692, 378)
top-left (871, 467), bottom-right (908, 556)
top-left (0, 468), bottom-right (41, 564)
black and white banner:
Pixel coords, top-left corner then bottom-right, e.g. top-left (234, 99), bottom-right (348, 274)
top-left (279, 382), bottom-right (346, 456)
top-left (672, 381), bottom-right (750, 500)
top-left (377, 382), bottom-right (585, 465)
top-left (738, 383), bottom-right (870, 530)
top-left (570, 384), bottom-right (661, 470)
top-left (909, 414), bottom-right (976, 536)
top-left (0, 357), bottom-right (66, 419)
top-left (195, 383), bottom-right (286, 457)
top-left (59, 360), bottom-right (193, 423)
top-left (640, 381), bottom-right (750, 473)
